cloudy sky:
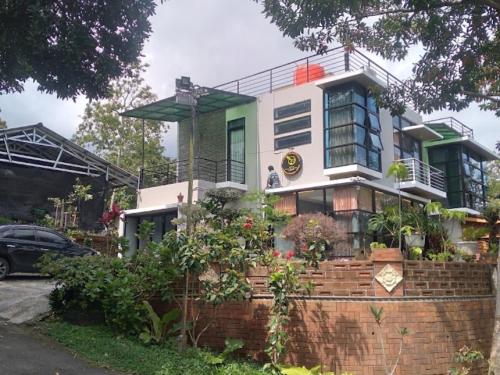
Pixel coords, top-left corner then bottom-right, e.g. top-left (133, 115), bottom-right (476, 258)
top-left (0, 0), bottom-right (498, 158)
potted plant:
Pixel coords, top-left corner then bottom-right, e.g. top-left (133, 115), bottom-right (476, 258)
top-left (401, 206), bottom-right (427, 249)
top-left (456, 226), bottom-right (488, 256)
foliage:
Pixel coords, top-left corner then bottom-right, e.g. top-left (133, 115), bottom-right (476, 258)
top-left (0, 1), bottom-right (157, 100)
top-left (165, 190), bottom-right (285, 349)
top-left (139, 302), bottom-right (180, 345)
top-left (370, 305), bottom-right (409, 375)
top-left (48, 178), bottom-right (94, 229)
top-left (72, 62), bottom-right (171, 207)
top-left (265, 260), bottom-right (307, 373)
top-left (100, 203), bottom-right (126, 256)
top-left (43, 321), bottom-right (267, 375)
top-left (462, 226), bottom-right (489, 241)
top-left (137, 220), bottom-right (156, 249)
top-left (370, 242), bottom-right (387, 250)
top-left (448, 346), bottom-right (485, 375)
top-left (278, 364), bottom-right (337, 374)
top-left (202, 338), bottom-right (244, 365)
top-left (0, 215), bottom-right (11, 225)
top-left (39, 248), bottom-right (180, 334)
top-left (368, 206), bottom-right (400, 247)
top-left (0, 112), bottom-right (6, 129)
top-left (282, 213), bottom-right (345, 265)
top-left (409, 247), bottom-right (423, 260)
top-left (427, 251), bottom-right (453, 262)
top-left (257, 1), bottom-right (500, 116)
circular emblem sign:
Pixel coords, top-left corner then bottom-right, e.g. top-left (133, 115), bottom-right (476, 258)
top-left (281, 151), bottom-right (303, 176)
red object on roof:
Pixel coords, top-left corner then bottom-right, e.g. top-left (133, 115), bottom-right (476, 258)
top-left (294, 63), bottom-right (325, 85)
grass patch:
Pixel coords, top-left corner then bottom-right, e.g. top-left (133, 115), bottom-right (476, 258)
top-left (41, 321), bottom-right (266, 375)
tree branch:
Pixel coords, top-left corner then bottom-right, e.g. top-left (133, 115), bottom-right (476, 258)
top-left (463, 91), bottom-right (500, 103)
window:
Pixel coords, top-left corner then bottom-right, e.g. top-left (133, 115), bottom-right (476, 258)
top-left (227, 118), bottom-right (245, 184)
top-left (15, 229), bottom-right (36, 241)
top-left (392, 116), bottom-right (421, 160)
top-left (297, 190), bottom-right (325, 214)
top-left (37, 231), bottom-right (66, 244)
top-left (274, 131), bottom-right (311, 150)
top-left (0, 229), bottom-right (15, 239)
top-left (274, 100), bottom-right (311, 120)
top-left (274, 116), bottom-right (311, 135)
top-left (324, 82), bottom-right (382, 171)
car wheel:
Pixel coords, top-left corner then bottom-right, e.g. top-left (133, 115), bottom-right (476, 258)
top-left (0, 257), bottom-right (9, 280)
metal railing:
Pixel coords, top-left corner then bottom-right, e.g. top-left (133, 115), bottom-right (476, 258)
top-left (214, 46), bottom-right (405, 99)
top-left (397, 158), bottom-right (446, 192)
top-left (424, 117), bottom-right (474, 138)
top-left (139, 158), bottom-right (245, 189)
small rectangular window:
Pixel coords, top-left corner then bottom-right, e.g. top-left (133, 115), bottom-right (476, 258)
top-left (274, 116), bottom-right (311, 135)
top-left (368, 113), bottom-right (381, 131)
top-left (370, 133), bottom-right (383, 150)
top-left (274, 131), bottom-right (311, 150)
top-left (274, 100), bottom-right (311, 120)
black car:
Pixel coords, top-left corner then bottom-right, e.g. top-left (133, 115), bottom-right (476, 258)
top-left (0, 225), bottom-right (98, 280)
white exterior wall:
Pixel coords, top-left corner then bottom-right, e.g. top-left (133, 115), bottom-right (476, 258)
top-left (137, 180), bottom-right (217, 208)
top-left (257, 72), bottom-right (424, 192)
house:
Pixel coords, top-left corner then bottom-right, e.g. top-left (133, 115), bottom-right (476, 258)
top-left (0, 123), bottom-right (138, 230)
top-left (119, 47), bottom-right (497, 254)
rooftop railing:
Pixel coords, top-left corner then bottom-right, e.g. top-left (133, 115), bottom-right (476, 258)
top-left (424, 117), bottom-right (474, 138)
top-left (139, 158), bottom-right (245, 189)
top-left (397, 158), bottom-right (446, 192)
top-left (214, 46), bottom-right (405, 98)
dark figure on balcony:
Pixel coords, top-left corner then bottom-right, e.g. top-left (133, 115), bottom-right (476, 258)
top-left (267, 165), bottom-right (281, 189)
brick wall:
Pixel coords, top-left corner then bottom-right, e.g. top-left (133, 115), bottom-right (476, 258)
top-left (404, 261), bottom-right (493, 297)
top-left (198, 297), bottom-right (494, 375)
top-left (162, 259), bottom-right (495, 374)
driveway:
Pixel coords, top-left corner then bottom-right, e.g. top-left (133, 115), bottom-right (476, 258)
top-left (0, 275), bottom-right (55, 324)
top-left (0, 323), bottom-right (122, 375)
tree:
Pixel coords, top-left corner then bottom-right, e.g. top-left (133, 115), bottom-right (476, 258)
top-left (0, 0), bottom-right (157, 100)
top-left (73, 63), bottom-right (169, 207)
top-left (387, 161), bottom-right (409, 250)
top-left (257, 1), bottom-right (500, 116)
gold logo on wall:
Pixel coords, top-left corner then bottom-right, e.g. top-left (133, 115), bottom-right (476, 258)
top-left (281, 151), bottom-right (303, 176)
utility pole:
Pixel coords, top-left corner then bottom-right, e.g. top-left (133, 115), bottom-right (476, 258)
top-left (175, 76), bottom-right (207, 351)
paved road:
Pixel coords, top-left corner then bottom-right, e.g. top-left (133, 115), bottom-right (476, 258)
top-left (0, 275), bottom-right (55, 324)
top-left (0, 323), bottom-right (122, 375)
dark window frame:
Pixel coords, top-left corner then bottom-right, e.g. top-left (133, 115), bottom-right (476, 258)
top-left (274, 131), bottom-right (312, 151)
top-left (274, 115), bottom-right (311, 135)
top-left (274, 100), bottom-right (311, 120)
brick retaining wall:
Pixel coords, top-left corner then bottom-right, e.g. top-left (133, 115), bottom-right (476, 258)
top-left (197, 297), bottom-right (494, 375)
top-left (162, 257), bottom-right (496, 374)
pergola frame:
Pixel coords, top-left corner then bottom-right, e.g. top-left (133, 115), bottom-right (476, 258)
top-left (0, 123), bottom-right (138, 189)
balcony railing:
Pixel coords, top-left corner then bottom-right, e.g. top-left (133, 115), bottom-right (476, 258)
top-left (424, 117), bottom-right (474, 138)
top-left (397, 158), bottom-right (446, 192)
top-left (214, 46), bottom-right (405, 99)
top-left (139, 158), bottom-right (245, 189)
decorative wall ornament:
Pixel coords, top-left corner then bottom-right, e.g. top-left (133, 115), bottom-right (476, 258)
top-left (375, 264), bottom-right (403, 292)
top-left (281, 151), bottom-right (303, 176)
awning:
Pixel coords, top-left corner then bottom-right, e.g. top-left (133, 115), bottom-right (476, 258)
top-left (402, 124), bottom-right (443, 141)
top-left (121, 88), bottom-right (255, 122)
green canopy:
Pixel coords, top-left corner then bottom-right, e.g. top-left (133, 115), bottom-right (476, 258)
top-left (121, 88), bottom-right (255, 122)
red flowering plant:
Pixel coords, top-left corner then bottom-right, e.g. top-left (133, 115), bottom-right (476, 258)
top-left (99, 203), bottom-right (127, 256)
top-left (282, 213), bottom-right (345, 267)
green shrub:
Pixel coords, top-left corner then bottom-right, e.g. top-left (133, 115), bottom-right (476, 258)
top-left (39, 247), bottom-right (180, 333)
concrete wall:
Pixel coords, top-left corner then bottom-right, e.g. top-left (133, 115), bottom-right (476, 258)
top-left (137, 180), bottom-right (216, 208)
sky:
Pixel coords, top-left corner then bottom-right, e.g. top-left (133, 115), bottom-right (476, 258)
top-left (0, 0), bottom-right (498, 158)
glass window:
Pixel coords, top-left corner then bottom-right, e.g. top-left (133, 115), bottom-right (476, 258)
top-left (15, 229), bottom-right (36, 241)
top-left (274, 100), bottom-right (311, 120)
top-left (375, 191), bottom-right (398, 212)
top-left (297, 190), bottom-right (325, 214)
top-left (392, 116), bottom-right (401, 129)
top-left (369, 133), bottom-right (383, 150)
top-left (275, 193), bottom-right (297, 215)
top-left (325, 188), bottom-right (334, 214)
top-left (274, 131), bottom-right (311, 150)
top-left (357, 187), bottom-right (373, 212)
top-left (368, 113), bottom-right (381, 131)
top-left (329, 145), bottom-right (355, 167)
top-left (0, 229), bottom-right (15, 239)
top-left (38, 231), bottom-right (66, 244)
top-left (368, 150), bottom-right (381, 171)
top-left (274, 116), bottom-right (311, 135)
top-left (367, 92), bottom-right (377, 113)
